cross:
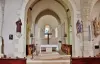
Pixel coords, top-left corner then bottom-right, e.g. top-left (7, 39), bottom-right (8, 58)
top-left (45, 33), bottom-right (52, 44)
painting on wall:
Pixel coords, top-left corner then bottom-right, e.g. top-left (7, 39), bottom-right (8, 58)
top-left (93, 17), bottom-right (100, 37)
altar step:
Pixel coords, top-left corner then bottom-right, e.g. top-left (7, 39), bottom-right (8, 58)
top-left (27, 59), bottom-right (70, 64)
top-left (27, 52), bottom-right (71, 64)
top-left (39, 52), bottom-right (59, 56)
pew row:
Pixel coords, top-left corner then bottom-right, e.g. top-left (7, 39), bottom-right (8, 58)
top-left (0, 58), bottom-right (26, 64)
top-left (72, 57), bottom-right (100, 64)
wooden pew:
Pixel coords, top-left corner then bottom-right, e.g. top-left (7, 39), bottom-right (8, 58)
top-left (0, 58), bottom-right (26, 64)
top-left (72, 57), bottom-right (100, 64)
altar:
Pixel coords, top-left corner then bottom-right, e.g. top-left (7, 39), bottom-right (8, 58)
top-left (40, 45), bottom-right (58, 53)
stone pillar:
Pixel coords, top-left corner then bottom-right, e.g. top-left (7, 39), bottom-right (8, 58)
top-left (76, 11), bottom-right (83, 57)
top-left (81, 0), bottom-right (94, 57)
top-left (13, 0), bottom-right (27, 58)
top-left (0, 0), bottom-right (5, 57)
top-left (0, 4), bottom-right (2, 56)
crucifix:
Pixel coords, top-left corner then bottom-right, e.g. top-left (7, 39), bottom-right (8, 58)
top-left (45, 33), bottom-right (52, 44)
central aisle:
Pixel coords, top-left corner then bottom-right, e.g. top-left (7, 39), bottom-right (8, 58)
top-left (27, 52), bottom-right (71, 64)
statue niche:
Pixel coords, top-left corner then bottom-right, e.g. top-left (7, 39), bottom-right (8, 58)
top-left (93, 18), bottom-right (100, 37)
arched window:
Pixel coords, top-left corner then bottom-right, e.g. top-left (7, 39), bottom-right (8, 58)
top-left (45, 24), bottom-right (50, 38)
top-left (55, 27), bottom-right (58, 37)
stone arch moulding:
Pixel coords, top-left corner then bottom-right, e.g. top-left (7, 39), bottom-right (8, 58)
top-left (25, 0), bottom-right (77, 31)
top-left (35, 9), bottom-right (61, 24)
top-left (25, 0), bottom-right (77, 20)
top-left (90, 0), bottom-right (99, 16)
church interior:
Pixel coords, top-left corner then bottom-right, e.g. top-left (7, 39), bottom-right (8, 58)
top-left (0, 0), bottom-right (100, 64)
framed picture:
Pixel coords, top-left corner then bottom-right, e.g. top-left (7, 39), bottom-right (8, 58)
top-left (9, 34), bottom-right (13, 40)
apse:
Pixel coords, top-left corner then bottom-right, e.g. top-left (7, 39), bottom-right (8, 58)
top-left (36, 15), bottom-right (59, 45)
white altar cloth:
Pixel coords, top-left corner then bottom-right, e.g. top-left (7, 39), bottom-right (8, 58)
top-left (40, 45), bottom-right (58, 53)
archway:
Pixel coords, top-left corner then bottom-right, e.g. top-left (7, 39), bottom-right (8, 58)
top-left (35, 9), bottom-right (61, 24)
top-left (25, 0), bottom-right (77, 57)
top-left (34, 9), bottom-right (61, 45)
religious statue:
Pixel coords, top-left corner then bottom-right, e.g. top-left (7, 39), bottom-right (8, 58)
top-left (16, 18), bottom-right (22, 33)
top-left (76, 20), bottom-right (83, 33)
top-left (93, 18), bottom-right (100, 37)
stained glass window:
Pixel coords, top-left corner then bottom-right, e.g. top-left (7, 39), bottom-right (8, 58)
top-left (55, 28), bottom-right (58, 37)
top-left (45, 24), bottom-right (50, 38)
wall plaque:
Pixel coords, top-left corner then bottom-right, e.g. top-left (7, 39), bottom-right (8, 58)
top-left (9, 34), bottom-right (13, 40)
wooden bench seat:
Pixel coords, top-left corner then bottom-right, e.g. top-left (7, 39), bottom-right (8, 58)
top-left (72, 57), bottom-right (100, 64)
top-left (0, 58), bottom-right (26, 64)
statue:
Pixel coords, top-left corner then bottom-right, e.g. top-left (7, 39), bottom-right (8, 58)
top-left (16, 18), bottom-right (22, 33)
top-left (93, 18), bottom-right (100, 37)
top-left (76, 20), bottom-right (82, 33)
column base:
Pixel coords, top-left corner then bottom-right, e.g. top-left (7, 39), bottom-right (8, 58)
top-left (14, 52), bottom-right (25, 58)
top-left (0, 54), bottom-right (4, 58)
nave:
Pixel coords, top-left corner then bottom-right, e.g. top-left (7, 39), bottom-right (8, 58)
top-left (1, 0), bottom-right (100, 64)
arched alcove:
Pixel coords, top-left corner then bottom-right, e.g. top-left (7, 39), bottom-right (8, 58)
top-left (36, 15), bottom-right (59, 45)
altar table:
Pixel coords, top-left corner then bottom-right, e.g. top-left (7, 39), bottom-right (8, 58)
top-left (40, 45), bottom-right (58, 53)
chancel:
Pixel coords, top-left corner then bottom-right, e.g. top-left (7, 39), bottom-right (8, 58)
top-left (1, 0), bottom-right (100, 64)
top-left (44, 24), bottom-right (52, 44)
top-left (39, 24), bottom-right (59, 53)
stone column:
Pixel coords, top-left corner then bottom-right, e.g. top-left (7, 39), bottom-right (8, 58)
top-left (76, 11), bottom-right (83, 57)
top-left (81, 0), bottom-right (94, 57)
top-left (12, 0), bottom-right (27, 58)
top-left (0, 1), bottom-right (2, 56)
top-left (0, 0), bottom-right (5, 57)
